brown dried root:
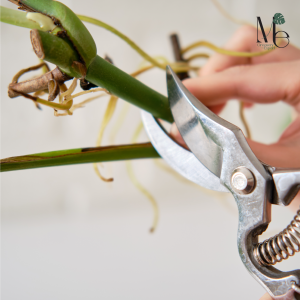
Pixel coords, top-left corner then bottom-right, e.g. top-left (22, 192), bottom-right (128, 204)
top-left (8, 64), bottom-right (72, 98)
top-left (8, 63), bottom-right (74, 111)
top-left (7, 62), bottom-right (112, 115)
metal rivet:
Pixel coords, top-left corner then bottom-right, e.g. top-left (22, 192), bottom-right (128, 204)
top-left (231, 167), bottom-right (255, 195)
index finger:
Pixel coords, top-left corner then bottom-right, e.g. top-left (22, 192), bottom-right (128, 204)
top-left (183, 60), bottom-right (300, 108)
top-left (200, 25), bottom-right (300, 77)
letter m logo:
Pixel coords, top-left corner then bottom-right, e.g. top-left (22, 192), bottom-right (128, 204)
top-left (257, 17), bottom-right (268, 43)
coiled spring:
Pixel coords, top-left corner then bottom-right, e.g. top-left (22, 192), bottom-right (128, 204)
top-left (253, 209), bottom-right (300, 266)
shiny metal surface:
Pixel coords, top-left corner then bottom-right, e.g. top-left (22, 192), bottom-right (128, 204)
top-left (166, 66), bottom-right (223, 177)
top-left (272, 168), bottom-right (300, 206)
top-left (142, 66), bottom-right (300, 300)
top-left (253, 168), bottom-right (300, 269)
top-left (166, 66), bottom-right (300, 300)
top-left (231, 167), bottom-right (256, 195)
top-left (254, 209), bottom-right (300, 266)
top-left (141, 110), bottom-right (227, 193)
top-left (292, 282), bottom-right (300, 294)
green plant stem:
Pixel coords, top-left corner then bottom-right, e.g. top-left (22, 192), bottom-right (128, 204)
top-left (0, 6), bottom-right (41, 29)
top-left (0, 143), bottom-right (160, 172)
top-left (85, 55), bottom-right (172, 121)
top-left (19, 0), bottom-right (97, 67)
top-left (32, 30), bottom-right (81, 78)
top-left (32, 30), bottom-right (173, 122)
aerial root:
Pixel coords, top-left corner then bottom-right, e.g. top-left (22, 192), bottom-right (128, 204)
top-left (93, 95), bottom-right (119, 182)
top-left (126, 122), bottom-right (159, 233)
top-left (8, 62), bottom-right (112, 114)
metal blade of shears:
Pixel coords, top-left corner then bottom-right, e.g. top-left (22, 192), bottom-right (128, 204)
top-left (167, 66), bottom-right (267, 182)
top-left (141, 110), bottom-right (228, 193)
top-left (166, 66), bottom-right (223, 177)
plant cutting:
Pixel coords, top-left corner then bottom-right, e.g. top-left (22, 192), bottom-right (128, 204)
top-left (0, 0), bottom-right (270, 172)
top-left (1, 0), bottom-right (273, 230)
top-left (2, 2), bottom-right (296, 300)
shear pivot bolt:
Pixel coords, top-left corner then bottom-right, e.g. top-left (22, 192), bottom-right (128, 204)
top-left (231, 167), bottom-right (255, 195)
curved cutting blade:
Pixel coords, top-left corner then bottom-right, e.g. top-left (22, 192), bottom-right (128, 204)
top-left (167, 66), bottom-right (267, 181)
top-left (167, 66), bottom-right (224, 177)
top-left (141, 110), bottom-right (228, 193)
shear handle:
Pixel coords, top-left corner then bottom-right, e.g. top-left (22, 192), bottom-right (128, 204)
top-left (271, 168), bottom-right (300, 206)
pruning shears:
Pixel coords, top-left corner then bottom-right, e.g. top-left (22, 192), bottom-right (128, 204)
top-left (141, 66), bottom-right (300, 300)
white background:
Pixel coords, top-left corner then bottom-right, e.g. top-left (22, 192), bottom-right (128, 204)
top-left (1, 0), bottom-right (300, 299)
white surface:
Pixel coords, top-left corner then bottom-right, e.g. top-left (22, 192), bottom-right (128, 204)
top-left (1, 0), bottom-right (300, 299)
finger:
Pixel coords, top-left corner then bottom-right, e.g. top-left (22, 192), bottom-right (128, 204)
top-left (247, 139), bottom-right (300, 168)
top-left (208, 103), bottom-right (225, 114)
top-left (183, 60), bottom-right (300, 109)
top-left (243, 102), bottom-right (254, 109)
top-left (279, 116), bottom-right (300, 142)
top-left (170, 124), bottom-right (300, 168)
top-left (170, 123), bottom-right (188, 149)
top-left (200, 25), bottom-right (300, 77)
top-left (259, 293), bottom-right (273, 300)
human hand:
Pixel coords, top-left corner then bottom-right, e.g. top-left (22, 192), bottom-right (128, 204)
top-left (170, 25), bottom-right (300, 299)
top-left (171, 25), bottom-right (300, 168)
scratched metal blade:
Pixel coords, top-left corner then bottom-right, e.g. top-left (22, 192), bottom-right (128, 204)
top-left (141, 110), bottom-right (228, 193)
top-left (167, 66), bottom-right (224, 178)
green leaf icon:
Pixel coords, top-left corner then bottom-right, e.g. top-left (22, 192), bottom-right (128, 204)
top-left (273, 13), bottom-right (285, 25)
